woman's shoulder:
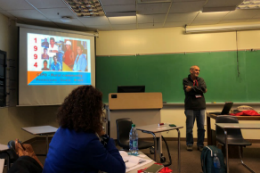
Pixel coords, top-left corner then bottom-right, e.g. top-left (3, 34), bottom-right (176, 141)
top-left (57, 127), bottom-right (99, 140)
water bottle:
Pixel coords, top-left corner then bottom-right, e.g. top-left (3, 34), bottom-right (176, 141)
top-left (213, 153), bottom-right (220, 173)
top-left (129, 124), bottom-right (138, 155)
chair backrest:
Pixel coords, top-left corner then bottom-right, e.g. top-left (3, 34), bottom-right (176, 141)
top-left (116, 118), bottom-right (133, 147)
top-left (216, 115), bottom-right (243, 139)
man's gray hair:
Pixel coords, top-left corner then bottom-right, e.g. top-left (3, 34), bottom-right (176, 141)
top-left (190, 65), bottom-right (199, 70)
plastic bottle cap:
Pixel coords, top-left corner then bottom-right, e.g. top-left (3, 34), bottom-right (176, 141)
top-left (132, 124), bottom-right (135, 127)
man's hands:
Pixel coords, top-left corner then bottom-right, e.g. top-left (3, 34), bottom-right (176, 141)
top-left (185, 85), bottom-right (192, 92)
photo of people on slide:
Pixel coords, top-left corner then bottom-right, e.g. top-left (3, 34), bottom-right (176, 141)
top-left (40, 37), bottom-right (88, 72)
top-left (28, 33), bottom-right (91, 85)
top-left (42, 60), bottom-right (49, 71)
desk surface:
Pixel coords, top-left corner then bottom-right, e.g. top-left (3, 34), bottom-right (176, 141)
top-left (0, 159), bottom-right (4, 173)
top-left (216, 123), bottom-right (260, 129)
top-left (136, 124), bottom-right (183, 133)
top-left (22, 125), bottom-right (58, 135)
top-left (207, 113), bottom-right (260, 120)
top-left (127, 152), bottom-right (155, 173)
top-left (0, 144), bottom-right (8, 151)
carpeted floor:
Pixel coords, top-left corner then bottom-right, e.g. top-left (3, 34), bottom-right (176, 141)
top-left (3, 139), bottom-right (260, 173)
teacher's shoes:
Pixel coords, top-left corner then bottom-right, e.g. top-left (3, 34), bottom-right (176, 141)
top-left (186, 145), bottom-right (193, 151)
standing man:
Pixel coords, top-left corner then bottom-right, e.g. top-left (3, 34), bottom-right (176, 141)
top-left (183, 65), bottom-right (207, 152)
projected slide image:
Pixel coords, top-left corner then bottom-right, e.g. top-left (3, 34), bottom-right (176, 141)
top-left (27, 33), bottom-right (91, 85)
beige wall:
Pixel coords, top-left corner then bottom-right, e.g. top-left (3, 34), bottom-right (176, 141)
top-left (96, 26), bottom-right (260, 56)
top-left (96, 26), bottom-right (260, 140)
top-left (0, 14), bottom-right (35, 144)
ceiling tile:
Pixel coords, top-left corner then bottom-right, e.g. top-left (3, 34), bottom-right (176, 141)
top-left (138, 22), bottom-right (163, 29)
top-left (79, 16), bottom-right (110, 26)
top-left (0, 9), bottom-right (13, 17)
top-left (173, 0), bottom-right (204, 1)
top-left (190, 20), bottom-right (219, 25)
top-left (26, 0), bottom-right (67, 9)
top-left (102, 4), bottom-right (135, 13)
top-left (169, 1), bottom-right (206, 13)
top-left (223, 9), bottom-right (260, 20)
top-left (137, 3), bottom-right (170, 14)
top-left (0, 0), bottom-right (34, 10)
top-left (51, 18), bottom-right (84, 26)
top-left (108, 16), bottom-right (136, 24)
top-left (112, 23), bottom-right (136, 30)
top-left (7, 9), bottom-right (47, 20)
top-left (39, 8), bottom-right (75, 19)
top-left (137, 14), bottom-right (166, 23)
top-left (87, 25), bottom-right (112, 31)
top-left (164, 21), bottom-right (189, 27)
top-left (100, 0), bottom-right (135, 6)
top-left (166, 12), bottom-right (198, 22)
top-left (195, 11), bottom-right (229, 21)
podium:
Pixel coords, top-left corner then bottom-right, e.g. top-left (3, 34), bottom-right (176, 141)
top-left (106, 92), bottom-right (163, 139)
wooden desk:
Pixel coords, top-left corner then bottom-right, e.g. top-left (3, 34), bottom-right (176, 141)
top-left (0, 159), bottom-right (4, 173)
top-left (207, 113), bottom-right (260, 145)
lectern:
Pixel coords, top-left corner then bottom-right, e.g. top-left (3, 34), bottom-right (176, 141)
top-left (106, 92), bottom-right (163, 139)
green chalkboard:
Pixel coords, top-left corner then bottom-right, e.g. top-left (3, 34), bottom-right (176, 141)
top-left (96, 51), bottom-right (260, 103)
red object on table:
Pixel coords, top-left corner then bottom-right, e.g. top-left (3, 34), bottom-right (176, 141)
top-left (137, 163), bottom-right (173, 173)
top-left (159, 167), bottom-right (173, 173)
top-left (230, 110), bottom-right (260, 116)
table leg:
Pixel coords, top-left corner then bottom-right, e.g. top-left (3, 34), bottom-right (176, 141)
top-left (207, 115), bottom-right (212, 145)
top-left (177, 129), bottom-right (181, 173)
top-left (224, 130), bottom-right (229, 173)
top-left (151, 132), bottom-right (157, 161)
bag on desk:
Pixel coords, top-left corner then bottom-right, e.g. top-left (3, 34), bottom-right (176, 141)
top-left (14, 139), bottom-right (43, 168)
top-left (201, 146), bottom-right (226, 173)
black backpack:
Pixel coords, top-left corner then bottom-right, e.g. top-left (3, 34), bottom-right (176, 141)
top-left (201, 145), bottom-right (226, 173)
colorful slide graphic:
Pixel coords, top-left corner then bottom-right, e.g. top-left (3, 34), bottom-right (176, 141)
top-left (27, 33), bottom-right (91, 85)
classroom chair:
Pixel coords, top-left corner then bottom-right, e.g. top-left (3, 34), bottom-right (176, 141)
top-left (215, 115), bottom-right (253, 172)
top-left (116, 118), bottom-right (154, 152)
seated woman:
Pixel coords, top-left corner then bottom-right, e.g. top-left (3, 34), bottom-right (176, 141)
top-left (43, 86), bottom-right (125, 173)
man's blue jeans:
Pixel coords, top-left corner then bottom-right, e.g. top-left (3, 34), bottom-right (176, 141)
top-left (185, 109), bottom-right (205, 147)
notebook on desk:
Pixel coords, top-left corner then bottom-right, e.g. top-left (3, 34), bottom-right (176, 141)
top-left (210, 102), bottom-right (233, 115)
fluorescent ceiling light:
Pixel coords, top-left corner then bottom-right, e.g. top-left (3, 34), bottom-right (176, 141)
top-left (64, 0), bottom-right (105, 17)
top-left (106, 12), bottom-right (136, 17)
top-left (137, 0), bottom-right (171, 3)
top-left (237, 0), bottom-right (260, 9)
top-left (186, 23), bottom-right (260, 33)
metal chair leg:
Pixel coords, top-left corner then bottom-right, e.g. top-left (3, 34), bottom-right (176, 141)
top-left (239, 146), bottom-right (255, 173)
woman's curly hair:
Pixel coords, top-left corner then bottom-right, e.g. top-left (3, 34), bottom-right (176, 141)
top-left (57, 85), bottom-right (103, 133)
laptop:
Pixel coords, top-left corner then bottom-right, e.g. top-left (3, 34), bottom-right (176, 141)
top-left (209, 102), bottom-right (233, 115)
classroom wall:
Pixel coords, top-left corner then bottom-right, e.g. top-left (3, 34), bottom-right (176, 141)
top-left (0, 13), bottom-right (35, 144)
top-left (1, 14), bottom-right (260, 143)
top-left (96, 26), bottom-right (260, 140)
